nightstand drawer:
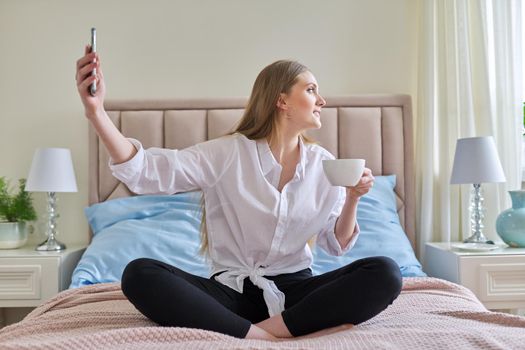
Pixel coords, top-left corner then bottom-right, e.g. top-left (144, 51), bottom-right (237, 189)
top-left (479, 262), bottom-right (525, 301)
top-left (0, 265), bottom-right (42, 300)
top-left (0, 258), bottom-right (59, 306)
top-left (461, 256), bottom-right (525, 303)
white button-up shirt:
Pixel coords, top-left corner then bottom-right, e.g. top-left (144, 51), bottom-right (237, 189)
top-left (109, 133), bottom-right (359, 316)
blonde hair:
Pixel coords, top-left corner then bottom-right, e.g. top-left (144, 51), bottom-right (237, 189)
top-left (199, 60), bottom-right (317, 255)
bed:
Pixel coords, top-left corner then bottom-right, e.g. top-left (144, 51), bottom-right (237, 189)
top-left (1, 94), bottom-right (524, 349)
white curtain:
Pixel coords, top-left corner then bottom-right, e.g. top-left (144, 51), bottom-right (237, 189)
top-left (416, 0), bottom-right (523, 259)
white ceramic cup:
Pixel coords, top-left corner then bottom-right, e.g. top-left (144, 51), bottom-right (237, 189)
top-left (322, 159), bottom-right (366, 187)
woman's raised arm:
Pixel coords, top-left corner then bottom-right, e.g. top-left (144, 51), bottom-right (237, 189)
top-left (76, 45), bottom-right (136, 164)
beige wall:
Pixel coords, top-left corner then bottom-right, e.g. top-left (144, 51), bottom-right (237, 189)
top-left (0, 0), bottom-right (418, 246)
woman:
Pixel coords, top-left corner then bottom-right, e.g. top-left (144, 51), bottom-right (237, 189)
top-left (75, 46), bottom-right (402, 341)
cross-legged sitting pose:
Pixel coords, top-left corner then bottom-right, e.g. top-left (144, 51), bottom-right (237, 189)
top-left (75, 46), bottom-right (402, 340)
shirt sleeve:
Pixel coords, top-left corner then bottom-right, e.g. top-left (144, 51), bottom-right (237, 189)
top-left (315, 186), bottom-right (360, 256)
top-left (108, 137), bottom-right (232, 194)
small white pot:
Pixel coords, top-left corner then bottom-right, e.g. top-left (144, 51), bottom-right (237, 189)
top-left (0, 222), bottom-right (28, 249)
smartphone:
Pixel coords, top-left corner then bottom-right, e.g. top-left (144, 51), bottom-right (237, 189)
top-left (89, 27), bottom-right (97, 96)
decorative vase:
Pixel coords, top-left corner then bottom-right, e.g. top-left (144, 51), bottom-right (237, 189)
top-left (496, 190), bottom-right (525, 247)
top-left (0, 221), bottom-right (28, 249)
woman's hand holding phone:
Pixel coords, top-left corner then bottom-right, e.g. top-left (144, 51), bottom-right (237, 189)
top-left (76, 36), bottom-right (106, 120)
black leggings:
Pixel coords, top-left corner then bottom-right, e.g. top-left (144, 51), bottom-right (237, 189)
top-left (121, 256), bottom-right (402, 338)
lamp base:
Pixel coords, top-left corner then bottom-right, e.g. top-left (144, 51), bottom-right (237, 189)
top-left (463, 234), bottom-right (494, 245)
top-left (36, 237), bottom-right (66, 251)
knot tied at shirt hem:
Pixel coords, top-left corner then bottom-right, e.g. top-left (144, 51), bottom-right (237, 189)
top-left (214, 266), bottom-right (286, 317)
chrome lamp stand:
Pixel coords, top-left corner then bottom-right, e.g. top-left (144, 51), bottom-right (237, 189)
top-left (36, 192), bottom-right (66, 251)
top-left (464, 184), bottom-right (493, 244)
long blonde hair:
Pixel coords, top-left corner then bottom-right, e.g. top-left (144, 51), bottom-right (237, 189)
top-left (199, 60), bottom-right (316, 254)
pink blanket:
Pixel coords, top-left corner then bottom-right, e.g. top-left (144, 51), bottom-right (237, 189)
top-left (1, 277), bottom-right (524, 349)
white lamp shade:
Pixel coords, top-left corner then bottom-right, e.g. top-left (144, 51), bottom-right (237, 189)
top-left (450, 136), bottom-right (506, 184)
top-left (25, 148), bottom-right (78, 192)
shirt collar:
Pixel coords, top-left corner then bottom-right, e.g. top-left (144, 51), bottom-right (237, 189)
top-left (256, 136), bottom-right (306, 180)
top-left (256, 138), bottom-right (277, 177)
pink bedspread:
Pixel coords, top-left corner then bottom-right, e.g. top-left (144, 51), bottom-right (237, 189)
top-left (0, 277), bottom-right (524, 349)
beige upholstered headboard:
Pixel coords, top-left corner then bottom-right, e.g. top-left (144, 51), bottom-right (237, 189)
top-left (89, 94), bottom-right (415, 247)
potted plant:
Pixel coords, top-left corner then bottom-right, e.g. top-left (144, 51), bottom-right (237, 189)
top-left (0, 177), bottom-right (37, 249)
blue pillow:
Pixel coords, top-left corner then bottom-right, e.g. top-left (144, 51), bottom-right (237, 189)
top-left (70, 191), bottom-right (209, 288)
top-left (71, 175), bottom-right (424, 288)
top-left (311, 175), bottom-right (426, 277)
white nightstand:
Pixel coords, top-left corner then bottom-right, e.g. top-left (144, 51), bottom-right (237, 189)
top-left (0, 245), bottom-right (86, 326)
top-left (425, 242), bottom-right (525, 311)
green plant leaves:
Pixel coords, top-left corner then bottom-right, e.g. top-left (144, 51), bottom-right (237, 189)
top-left (0, 177), bottom-right (37, 222)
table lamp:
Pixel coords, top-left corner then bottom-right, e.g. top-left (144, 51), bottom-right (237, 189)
top-left (450, 136), bottom-right (506, 244)
top-left (25, 148), bottom-right (78, 251)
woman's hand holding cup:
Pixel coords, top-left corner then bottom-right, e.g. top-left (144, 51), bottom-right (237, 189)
top-left (322, 158), bottom-right (374, 199)
top-left (346, 167), bottom-right (374, 199)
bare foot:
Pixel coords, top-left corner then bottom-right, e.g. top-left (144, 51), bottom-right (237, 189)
top-left (244, 324), bottom-right (279, 341)
top-left (248, 324), bottom-right (353, 342)
top-left (294, 324), bottom-right (354, 340)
